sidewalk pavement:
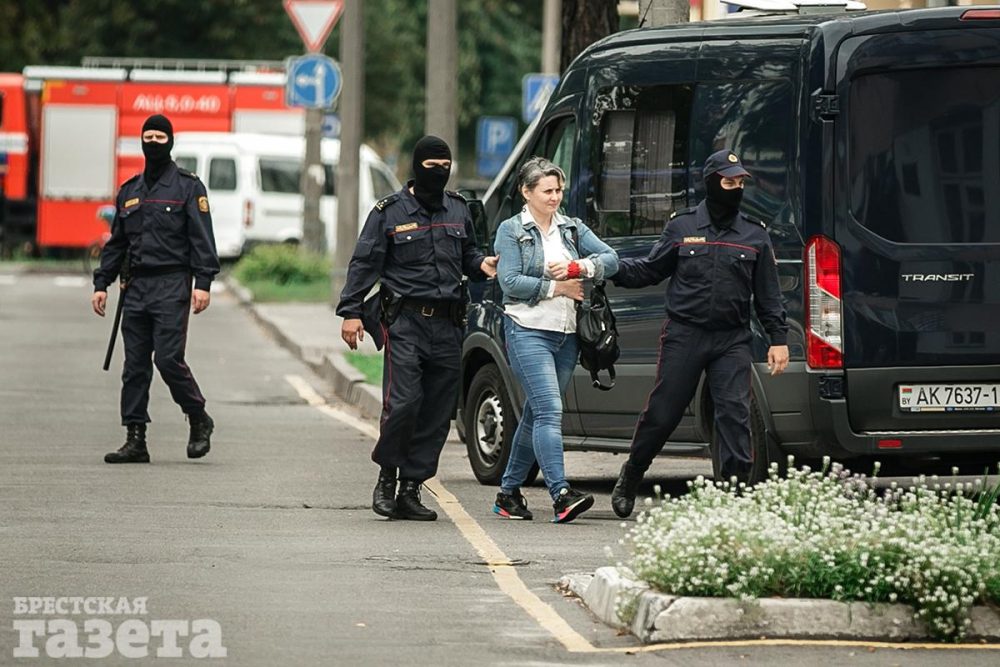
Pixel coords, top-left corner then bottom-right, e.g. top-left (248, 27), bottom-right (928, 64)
top-left (225, 277), bottom-right (384, 418)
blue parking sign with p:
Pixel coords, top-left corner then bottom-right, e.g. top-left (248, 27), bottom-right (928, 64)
top-left (476, 116), bottom-right (516, 180)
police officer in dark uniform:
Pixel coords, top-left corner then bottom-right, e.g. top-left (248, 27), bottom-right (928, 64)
top-left (92, 114), bottom-right (220, 464)
top-left (609, 149), bottom-right (789, 517)
top-left (337, 135), bottom-right (498, 521)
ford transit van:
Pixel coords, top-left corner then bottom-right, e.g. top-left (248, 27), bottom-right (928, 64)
top-left (459, 5), bottom-right (1000, 484)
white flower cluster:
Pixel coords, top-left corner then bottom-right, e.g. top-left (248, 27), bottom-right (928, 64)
top-left (613, 458), bottom-right (1000, 640)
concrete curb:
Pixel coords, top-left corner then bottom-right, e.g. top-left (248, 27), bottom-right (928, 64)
top-left (559, 567), bottom-right (1000, 643)
top-left (223, 275), bottom-right (383, 418)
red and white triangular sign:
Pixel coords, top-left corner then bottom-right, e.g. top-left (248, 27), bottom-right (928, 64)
top-left (284, 0), bottom-right (344, 52)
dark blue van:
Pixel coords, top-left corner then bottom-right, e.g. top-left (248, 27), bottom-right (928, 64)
top-left (459, 5), bottom-right (1000, 484)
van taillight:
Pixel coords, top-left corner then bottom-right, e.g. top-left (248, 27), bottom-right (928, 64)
top-left (243, 199), bottom-right (254, 228)
top-left (805, 235), bottom-right (843, 369)
top-left (961, 9), bottom-right (1000, 20)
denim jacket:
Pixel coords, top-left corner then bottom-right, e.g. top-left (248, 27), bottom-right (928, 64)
top-left (495, 211), bottom-right (619, 306)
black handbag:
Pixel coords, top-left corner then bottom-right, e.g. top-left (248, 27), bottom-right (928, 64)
top-left (569, 226), bottom-right (620, 391)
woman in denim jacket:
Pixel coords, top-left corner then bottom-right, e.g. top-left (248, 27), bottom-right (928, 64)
top-left (492, 157), bottom-right (618, 523)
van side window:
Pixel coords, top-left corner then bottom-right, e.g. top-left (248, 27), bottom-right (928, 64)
top-left (260, 158), bottom-right (299, 194)
top-left (691, 80), bottom-right (794, 237)
top-left (260, 158), bottom-right (335, 196)
top-left (594, 86), bottom-right (693, 238)
top-left (175, 156), bottom-right (198, 174)
top-left (208, 158), bottom-right (237, 192)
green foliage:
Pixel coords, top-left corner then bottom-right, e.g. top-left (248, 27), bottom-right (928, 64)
top-left (233, 244), bottom-right (328, 286)
top-left (616, 459), bottom-right (1000, 641)
top-left (344, 352), bottom-right (383, 386)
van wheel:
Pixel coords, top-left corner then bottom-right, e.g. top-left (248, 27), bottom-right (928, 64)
top-left (710, 395), bottom-right (782, 486)
top-left (464, 364), bottom-right (540, 486)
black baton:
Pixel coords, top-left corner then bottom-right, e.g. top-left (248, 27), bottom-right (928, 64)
top-left (102, 281), bottom-right (126, 371)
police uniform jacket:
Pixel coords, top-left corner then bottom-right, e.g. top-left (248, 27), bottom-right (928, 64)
top-left (94, 162), bottom-right (220, 292)
top-left (336, 183), bottom-right (488, 319)
top-left (612, 201), bottom-right (788, 345)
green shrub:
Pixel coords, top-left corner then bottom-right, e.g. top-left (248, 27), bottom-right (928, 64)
top-left (615, 459), bottom-right (1000, 641)
top-left (233, 244), bottom-right (329, 285)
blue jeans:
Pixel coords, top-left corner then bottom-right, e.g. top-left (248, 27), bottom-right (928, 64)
top-left (501, 317), bottom-right (579, 501)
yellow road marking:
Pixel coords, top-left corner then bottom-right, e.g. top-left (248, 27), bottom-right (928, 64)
top-left (284, 374), bottom-right (1000, 654)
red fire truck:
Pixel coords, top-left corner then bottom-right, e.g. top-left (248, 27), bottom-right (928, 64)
top-left (0, 63), bottom-right (302, 255)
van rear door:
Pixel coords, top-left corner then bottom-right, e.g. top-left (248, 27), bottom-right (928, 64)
top-left (835, 23), bottom-right (1000, 433)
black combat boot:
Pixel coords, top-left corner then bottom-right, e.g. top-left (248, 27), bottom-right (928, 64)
top-left (611, 460), bottom-right (643, 518)
top-left (395, 480), bottom-right (437, 521)
top-left (104, 424), bottom-right (150, 464)
top-left (372, 467), bottom-right (398, 518)
top-left (187, 411), bottom-right (214, 459)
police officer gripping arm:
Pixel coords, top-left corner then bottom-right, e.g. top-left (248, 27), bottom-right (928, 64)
top-left (609, 149), bottom-right (790, 517)
top-left (336, 136), bottom-right (498, 521)
top-left (91, 114), bottom-right (220, 465)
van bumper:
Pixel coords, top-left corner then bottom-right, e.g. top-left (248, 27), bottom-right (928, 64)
top-left (811, 391), bottom-right (1000, 456)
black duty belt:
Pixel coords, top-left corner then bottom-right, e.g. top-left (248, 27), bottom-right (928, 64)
top-left (129, 265), bottom-right (189, 278)
top-left (400, 299), bottom-right (459, 319)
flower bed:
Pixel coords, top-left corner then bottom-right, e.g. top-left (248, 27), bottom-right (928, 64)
top-left (615, 459), bottom-right (1000, 641)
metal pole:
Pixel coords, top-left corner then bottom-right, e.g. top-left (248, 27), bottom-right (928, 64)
top-left (333, 0), bottom-right (365, 304)
top-left (425, 0), bottom-right (457, 177)
top-left (301, 107), bottom-right (325, 255)
top-left (542, 0), bottom-right (562, 74)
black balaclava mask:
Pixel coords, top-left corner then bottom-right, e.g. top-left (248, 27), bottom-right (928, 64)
top-left (411, 135), bottom-right (451, 212)
top-left (141, 114), bottom-right (174, 187)
top-left (705, 173), bottom-right (743, 228)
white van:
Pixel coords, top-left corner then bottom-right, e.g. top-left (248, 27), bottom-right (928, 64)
top-left (171, 132), bottom-right (401, 258)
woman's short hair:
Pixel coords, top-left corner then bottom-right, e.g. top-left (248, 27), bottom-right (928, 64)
top-left (518, 157), bottom-right (565, 194)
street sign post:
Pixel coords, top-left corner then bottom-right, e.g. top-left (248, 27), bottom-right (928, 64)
top-left (522, 73), bottom-right (559, 125)
top-left (286, 54), bottom-right (342, 109)
top-left (283, 0), bottom-right (344, 52)
top-left (476, 116), bottom-right (517, 180)
top-left (322, 113), bottom-right (341, 139)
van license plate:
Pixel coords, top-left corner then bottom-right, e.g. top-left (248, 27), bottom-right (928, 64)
top-left (898, 384), bottom-right (1000, 412)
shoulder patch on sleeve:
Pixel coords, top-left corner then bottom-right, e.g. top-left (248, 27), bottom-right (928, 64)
top-left (669, 207), bottom-right (696, 221)
top-left (374, 193), bottom-right (400, 212)
top-left (198, 196), bottom-right (210, 213)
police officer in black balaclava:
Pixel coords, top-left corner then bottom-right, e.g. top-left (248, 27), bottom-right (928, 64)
top-left (410, 135), bottom-right (452, 211)
top-left (337, 136), bottom-right (499, 521)
top-left (609, 149), bottom-right (790, 514)
top-left (141, 114), bottom-right (175, 187)
top-left (92, 113), bottom-right (220, 465)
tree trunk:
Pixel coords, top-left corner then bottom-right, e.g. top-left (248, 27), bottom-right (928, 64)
top-left (637, 0), bottom-right (690, 28)
top-left (560, 0), bottom-right (619, 73)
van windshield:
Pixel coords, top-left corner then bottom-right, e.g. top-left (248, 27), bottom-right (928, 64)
top-left (848, 67), bottom-right (1000, 243)
top-left (259, 158), bottom-right (335, 196)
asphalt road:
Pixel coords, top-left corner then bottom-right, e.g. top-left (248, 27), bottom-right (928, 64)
top-left (1, 271), bottom-right (996, 666)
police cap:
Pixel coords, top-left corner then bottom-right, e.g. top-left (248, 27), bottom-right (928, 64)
top-left (703, 149), bottom-right (751, 179)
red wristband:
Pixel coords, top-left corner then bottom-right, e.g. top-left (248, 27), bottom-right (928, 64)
top-left (566, 261), bottom-right (581, 279)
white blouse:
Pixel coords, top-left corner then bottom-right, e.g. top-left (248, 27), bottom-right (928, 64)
top-left (505, 210), bottom-right (595, 334)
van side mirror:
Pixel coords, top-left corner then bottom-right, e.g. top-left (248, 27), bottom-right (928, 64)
top-left (467, 199), bottom-right (489, 252)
